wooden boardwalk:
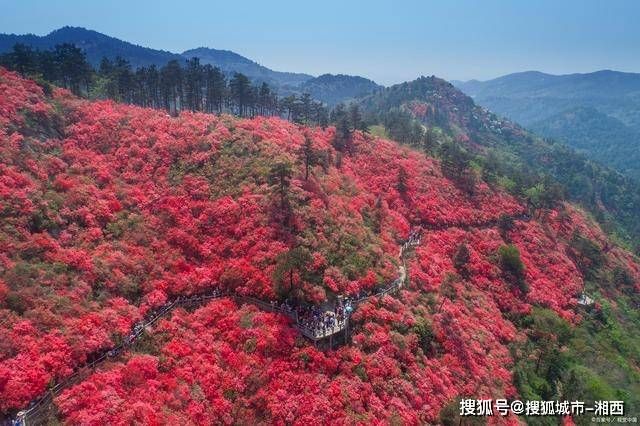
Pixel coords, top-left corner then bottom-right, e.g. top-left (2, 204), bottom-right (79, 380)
top-left (6, 213), bottom-right (531, 425)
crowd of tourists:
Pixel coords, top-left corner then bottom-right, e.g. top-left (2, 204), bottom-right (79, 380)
top-left (9, 230), bottom-right (424, 425)
top-left (294, 299), bottom-right (353, 338)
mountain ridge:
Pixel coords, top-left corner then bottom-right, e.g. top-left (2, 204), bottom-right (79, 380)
top-left (0, 26), bottom-right (182, 68)
top-left (296, 73), bottom-right (382, 105)
top-left (0, 27), bottom-right (387, 99)
top-left (358, 75), bottom-right (640, 245)
top-left (0, 26), bottom-right (315, 87)
top-left (454, 69), bottom-right (640, 180)
top-left (180, 46), bottom-right (312, 86)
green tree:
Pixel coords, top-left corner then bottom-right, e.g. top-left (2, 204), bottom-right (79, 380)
top-left (258, 82), bottom-right (273, 116)
top-left (569, 233), bottom-right (604, 280)
top-left (453, 243), bottom-right (471, 278)
top-left (439, 141), bottom-right (475, 194)
top-left (54, 43), bottom-right (92, 94)
top-left (204, 65), bottom-right (226, 113)
top-left (497, 214), bottom-right (515, 242)
top-left (5, 43), bottom-right (38, 75)
top-left (299, 135), bottom-right (318, 180)
top-left (422, 127), bottom-right (437, 154)
top-left (112, 56), bottom-right (134, 103)
top-left (229, 72), bottom-right (252, 117)
top-left (331, 103), bottom-right (352, 153)
top-left (160, 60), bottom-right (183, 114)
top-left (273, 247), bottom-right (312, 299)
top-left (314, 102), bottom-right (329, 128)
top-left (412, 318), bottom-right (435, 356)
top-left (269, 161), bottom-right (293, 227)
top-left (514, 308), bottom-right (572, 405)
top-left (497, 244), bottom-right (527, 293)
top-left (348, 103), bottom-right (366, 132)
top-left (396, 166), bottom-right (409, 196)
top-left (184, 57), bottom-right (203, 111)
top-left (298, 93), bottom-right (313, 124)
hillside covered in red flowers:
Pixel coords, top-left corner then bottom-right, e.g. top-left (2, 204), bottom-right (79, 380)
top-left (1, 68), bottom-right (639, 425)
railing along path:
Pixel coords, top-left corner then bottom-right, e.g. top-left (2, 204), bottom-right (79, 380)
top-left (7, 214), bottom-right (528, 425)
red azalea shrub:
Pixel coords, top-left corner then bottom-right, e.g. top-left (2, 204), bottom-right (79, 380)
top-left (0, 69), bottom-right (638, 423)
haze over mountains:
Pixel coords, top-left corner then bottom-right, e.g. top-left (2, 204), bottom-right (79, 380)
top-left (0, 26), bottom-right (181, 68)
top-left (2, 17), bottom-right (640, 423)
top-left (357, 76), bottom-right (640, 244)
top-left (298, 74), bottom-right (382, 105)
top-left (455, 70), bottom-right (640, 179)
top-left (4, 26), bottom-right (640, 179)
top-left (0, 26), bottom-right (378, 104)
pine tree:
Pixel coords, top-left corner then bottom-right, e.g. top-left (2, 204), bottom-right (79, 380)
top-left (439, 141), bottom-right (475, 194)
top-left (396, 166), bottom-right (409, 196)
top-left (422, 127), bottom-right (437, 154)
top-left (229, 73), bottom-right (252, 117)
top-left (331, 103), bottom-right (352, 153)
top-left (269, 161), bottom-right (293, 227)
top-left (314, 102), bottom-right (329, 129)
top-left (452, 243), bottom-right (471, 278)
top-left (8, 43), bottom-right (38, 75)
top-left (204, 65), bottom-right (226, 113)
top-left (299, 93), bottom-right (313, 124)
top-left (273, 247), bottom-right (312, 299)
top-left (54, 43), bottom-right (92, 95)
top-left (184, 57), bottom-right (203, 111)
top-left (113, 57), bottom-right (134, 102)
top-left (299, 135), bottom-right (317, 180)
top-left (348, 103), bottom-right (366, 132)
top-left (160, 60), bottom-right (183, 114)
top-left (258, 82), bottom-right (272, 116)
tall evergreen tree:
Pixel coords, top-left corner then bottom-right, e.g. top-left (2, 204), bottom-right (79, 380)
top-left (7, 43), bottom-right (38, 75)
top-left (397, 166), bottom-right (409, 196)
top-left (299, 93), bottom-right (313, 124)
top-left (184, 57), bottom-right (203, 111)
top-left (439, 141), bottom-right (475, 194)
top-left (299, 135), bottom-right (318, 180)
top-left (331, 103), bottom-right (352, 153)
top-left (203, 65), bottom-right (226, 113)
top-left (229, 73), bottom-right (252, 117)
top-left (348, 103), bottom-right (366, 132)
top-left (53, 43), bottom-right (92, 94)
top-left (269, 161), bottom-right (294, 227)
top-left (0, 43), bottom-right (329, 125)
top-left (160, 60), bottom-right (183, 114)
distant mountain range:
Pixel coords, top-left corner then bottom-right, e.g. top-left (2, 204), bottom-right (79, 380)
top-left (297, 74), bottom-right (382, 106)
top-left (4, 27), bottom-right (640, 185)
top-left (529, 106), bottom-right (640, 180)
top-left (0, 26), bottom-right (381, 103)
top-left (182, 47), bottom-right (311, 87)
top-left (0, 26), bottom-right (313, 87)
top-left (0, 26), bottom-right (181, 68)
top-left (454, 70), bottom-right (640, 179)
top-left (359, 75), bottom-right (640, 243)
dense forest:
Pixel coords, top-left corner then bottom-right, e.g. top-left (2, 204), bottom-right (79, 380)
top-left (0, 43), bottom-right (330, 125)
top-left (529, 106), bottom-right (640, 180)
top-left (358, 77), bottom-right (640, 252)
top-left (454, 70), bottom-right (640, 181)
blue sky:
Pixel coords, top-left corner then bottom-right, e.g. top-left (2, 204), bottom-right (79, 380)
top-left (2, 0), bottom-right (639, 85)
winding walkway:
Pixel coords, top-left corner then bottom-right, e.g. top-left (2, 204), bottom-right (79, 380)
top-left (7, 231), bottom-right (420, 426)
top-left (7, 213), bottom-right (529, 425)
